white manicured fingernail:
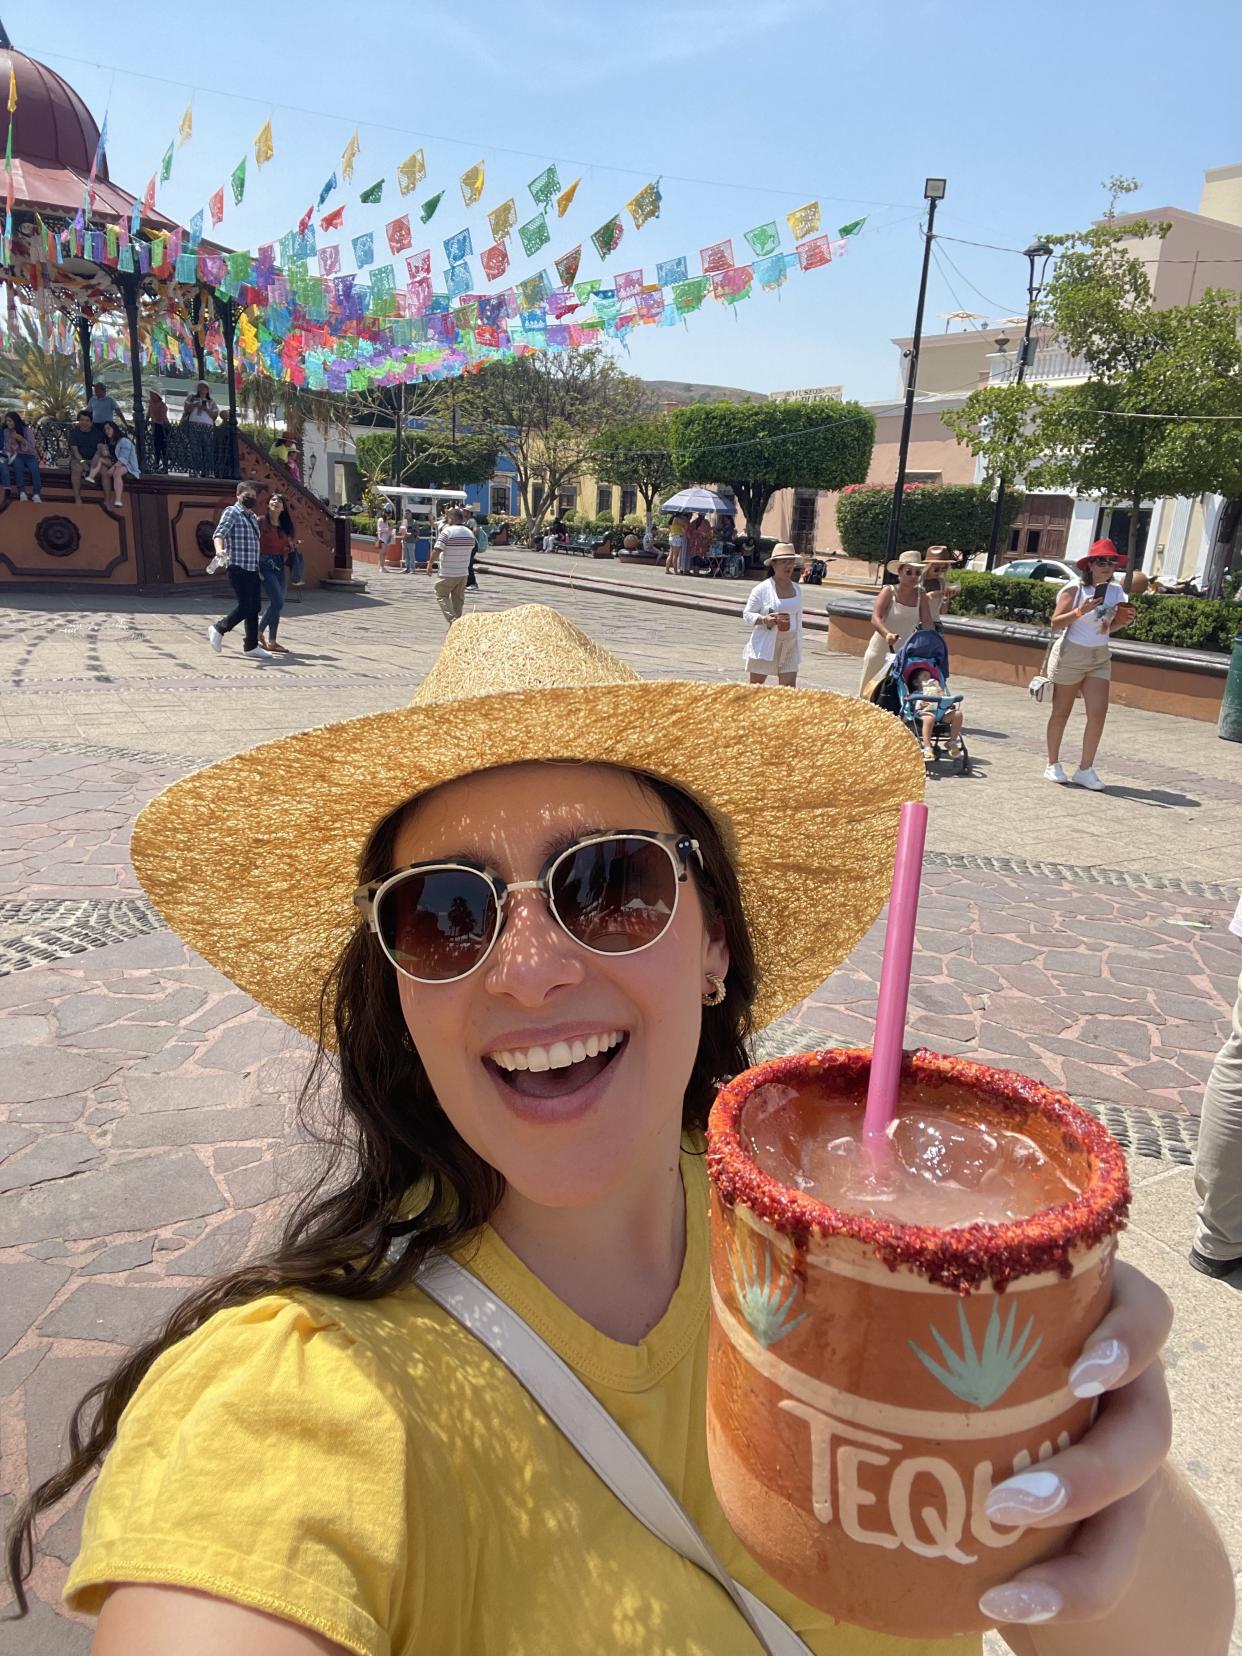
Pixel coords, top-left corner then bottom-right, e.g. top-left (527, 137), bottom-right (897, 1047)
top-left (978, 1582), bottom-right (1064, 1624)
top-left (984, 1469), bottom-right (1067, 1525)
top-left (1069, 1336), bottom-right (1129, 1398)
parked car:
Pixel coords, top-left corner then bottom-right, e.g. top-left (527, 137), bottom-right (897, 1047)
top-left (1000, 556), bottom-right (1079, 586)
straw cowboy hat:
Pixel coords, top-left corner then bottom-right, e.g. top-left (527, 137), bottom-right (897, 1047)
top-left (764, 542), bottom-right (800, 565)
top-left (132, 606), bottom-right (922, 1039)
top-left (885, 549), bottom-right (927, 575)
top-left (924, 546), bottom-right (962, 567)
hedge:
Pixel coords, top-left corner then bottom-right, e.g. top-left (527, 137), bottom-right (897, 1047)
top-left (952, 572), bottom-right (1238, 654)
top-left (837, 484), bottom-right (1025, 562)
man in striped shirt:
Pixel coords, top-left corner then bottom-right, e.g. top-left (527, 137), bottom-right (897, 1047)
top-left (427, 508), bottom-right (476, 624)
top-left (207, 484), bottom-right (275, 662)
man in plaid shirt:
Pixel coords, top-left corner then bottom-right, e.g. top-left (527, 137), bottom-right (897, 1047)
top-left (208, 483), bottom-right (275, 662)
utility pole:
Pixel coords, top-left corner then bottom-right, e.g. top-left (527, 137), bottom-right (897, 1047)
top-left (884, 178), bottom-right (946, 567)
top-left (985, 239), bottom-right (1053, 571)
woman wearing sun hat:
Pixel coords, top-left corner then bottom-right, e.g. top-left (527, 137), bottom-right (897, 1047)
top-left (858, 549), bottom-right (933, 696)
top-left (1043, 539), bottom-right (1136, 790)
top-left (9, 605), bottom-right (1225, 1654)
top-left (742, 542), bottom-right (804, 685)
top-left (921, 546), bottom-right (961, 628)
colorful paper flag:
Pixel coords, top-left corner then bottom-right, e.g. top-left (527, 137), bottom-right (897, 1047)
top-left (744, 221), bottom-right (781, 258)
top-left (397, 150), bottom-right (426, 195)
top-left (446, 260), bottom-right (472, 298)
top-left (556, 177), bottom-right (581, 218)
top-left (518, 271), bottom-right (550, 309)
top-left (480, 242), bottom-right (509, 282)
top-left (796, 234), bottom-right (832, 270)
top-left (460, 160), bottom-right (486, 206)
top-left (838, 216), bottom-right (867, 238)
top-left (614, 268), bottom-right (644, 300)
top-left (475, 323), bottom-right (500, 348)
top-left (231, 157), bottom-right (246, 205)
top-left (143, 176), bottom-right (157, 215)
top-left (188, 209), bottom-right (204, 247)
top-left (555, 246), bottom-right (582, 287)
top-left (529, 164), bottom-right (560, 209)
top-left (321, 205), bottom-right (345, 231)
top-left (786, 200), bottom-right (820, 240)
top-left (672, 276), bottom-right (710, 315)
top-left (444, 227), bottom-right (473, 264)
top-left (591, 215), bottom-right (624, 260)
top-left (488, 198), bottom-right (517, 242)
top-left (319, 245), bottom-right (341, 276)
top-left (419, 191), bottom-right (444, 224)
top-left (656, 255), bottom-right (688, 288)
top-left (7, 64), bottom-right (16, 115)
top-left (297, 202), bottom-right (315, 236)
top-left (637, 289), bottom-right (665, 323)
top-left (700, 239), bottom-right (733, 275)
top-left (407, 274), bottom-right (432, 310)
top-left (318, 173), bottom-right (338, 206)
top-left (254, 120), bottom-right (274, 167)
top-left (352, 231), bottom-right (375, 268)
top-left (518, 214), bottom-right (551, 258)
top-left (386, 215), bottom-right (412, 254)
top-left (753, 253), bottom-right (787, 290)
top-left (360, 178), bottom-right (384, 205)
top-left (178, 102), bottom-right (193, 145)
top-left (342, 131), bottom-right (360, 182)
top-left (626, 181), bottom-right (661, 229)
top-left (712, 266), bottom-right (753, 303)
top-left (406, 249), bottom-right (431, 281)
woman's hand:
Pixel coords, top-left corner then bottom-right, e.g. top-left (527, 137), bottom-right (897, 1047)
top-left (977, 1259), bottom-right (1173, 1630)
top-left (1112, 603), bottom-right (1136, 631)
top-left (885, 631), bottom-right (898, 649)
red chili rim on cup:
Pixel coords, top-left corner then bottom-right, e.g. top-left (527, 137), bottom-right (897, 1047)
top-left (706, 1047), bottom-right (1130, 1293)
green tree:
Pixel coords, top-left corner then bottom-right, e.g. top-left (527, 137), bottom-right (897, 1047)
top-left (666, 399), bottom-right (874, 536)
top-left (354, 428), bottom-right (499, 490)
top-left (836, 483), bottom-right (1024, 564)
top-left (591, 413), bottom-right (677, 527)
top-left (0, 315), bottom-right (83, 421)
top-left (456, 349), bottom-right (648, 527)
top-left (946, 199), bottom-right (1242, 591)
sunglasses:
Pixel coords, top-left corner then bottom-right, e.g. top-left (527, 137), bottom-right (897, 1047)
top-left (354, 830), bottom-right (703, 984)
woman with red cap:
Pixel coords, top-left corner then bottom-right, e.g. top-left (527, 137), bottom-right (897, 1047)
top-left (1043, 540), bottom-right (1135, 790)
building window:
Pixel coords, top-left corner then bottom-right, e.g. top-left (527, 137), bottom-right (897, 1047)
top-left (558, 486), bottom-right (578, 513)
top-left (1008, 528), bottom-right (1021, 552)
top-left (489, 482), bottom-right (510, 517)
top-left (1025, 529), bottom-right (1041, 556)
top-left (620, 486), bottom-right (637, 517)
top-left (905, 470), bottom-right (943, 485)
top-left (595, 485), bottom-right (614, 517)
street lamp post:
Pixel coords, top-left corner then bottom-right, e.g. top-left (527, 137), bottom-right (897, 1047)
top-left (884, 177), bottom-right (947, 567)
top-left (984, 238), bottom-right (1053, 571)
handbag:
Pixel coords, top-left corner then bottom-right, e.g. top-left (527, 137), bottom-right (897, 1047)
top-left (417, 1255), bottom-right (814, 1656)
top-left (1028, 629), bottom-right (1063, 702)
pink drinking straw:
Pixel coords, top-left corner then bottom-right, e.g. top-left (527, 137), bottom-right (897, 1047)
top-left (863, 800), bottom-right (929, 1158)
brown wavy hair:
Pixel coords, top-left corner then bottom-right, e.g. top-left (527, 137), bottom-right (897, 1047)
top-left (6, 769), bottom-right (757, 1614)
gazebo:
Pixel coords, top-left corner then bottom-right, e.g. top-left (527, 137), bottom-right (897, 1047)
top-left (0, 29), bottom-right (342, 589)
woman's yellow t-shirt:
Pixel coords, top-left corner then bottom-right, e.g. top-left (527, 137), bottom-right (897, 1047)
top-left (65, 1150), bottom-right (980, 1656)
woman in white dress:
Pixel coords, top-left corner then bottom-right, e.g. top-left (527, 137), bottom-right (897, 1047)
top-left (742, 544), bottom-right (803, 686)
top-left (857, 550), bottom-right (932, 697)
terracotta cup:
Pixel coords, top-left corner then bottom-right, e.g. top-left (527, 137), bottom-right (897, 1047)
top-left (775, 611), bottom-right (792, 631)
top-left (705, 1047), bottom-right (1130, 1639)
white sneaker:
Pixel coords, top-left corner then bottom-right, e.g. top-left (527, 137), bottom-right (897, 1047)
top-left (17, 491), bottom-right (27, 501)
top-left (1072, 766), bottom-right (1105, 791)
top-left (1043, 762), bottom-right (1068, 783)
top-left (207, 624), bottom-right (224, 653)
top-left (32, 494), bottom-right (42, 502)
top-left (242, 645), bottom-right (277, 662)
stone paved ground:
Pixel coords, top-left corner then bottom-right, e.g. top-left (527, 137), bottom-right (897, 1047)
top-left (2, 573), bottom-right (1240, 1653)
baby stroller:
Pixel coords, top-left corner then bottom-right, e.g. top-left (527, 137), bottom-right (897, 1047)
top-left (891, 628), bottom-right (970, 774)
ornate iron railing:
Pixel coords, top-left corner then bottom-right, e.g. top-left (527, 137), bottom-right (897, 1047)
top-left (34, 418), bottom-right (239, 479)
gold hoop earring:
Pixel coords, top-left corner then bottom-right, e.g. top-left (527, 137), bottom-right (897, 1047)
top-left (702, 973), bottom-right (726, 1007)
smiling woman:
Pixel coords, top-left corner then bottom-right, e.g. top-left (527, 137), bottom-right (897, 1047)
top-left (4, 606), bottom-right (1232, 1656)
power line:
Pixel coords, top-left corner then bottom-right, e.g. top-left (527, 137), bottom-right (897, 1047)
top-left (933, 242), bottom-right (1025, 316)
top-left (30, 45), bottom-right (918, 212)
top-left (935, 231), bottom-right (1242, 267)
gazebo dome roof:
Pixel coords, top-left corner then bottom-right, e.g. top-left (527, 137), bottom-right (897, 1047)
top-left (0, 39), bottom-right (108, 180)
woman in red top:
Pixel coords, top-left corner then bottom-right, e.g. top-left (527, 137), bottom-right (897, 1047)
top-left (258, 493), bottom-right (295, 653)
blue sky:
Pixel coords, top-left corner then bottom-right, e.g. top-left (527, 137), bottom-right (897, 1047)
top-left (24, 0), bottom-right (1242, 402)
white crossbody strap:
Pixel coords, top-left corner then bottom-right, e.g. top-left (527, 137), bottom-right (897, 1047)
top-left (418, 1255), bottom-right (813, 1656)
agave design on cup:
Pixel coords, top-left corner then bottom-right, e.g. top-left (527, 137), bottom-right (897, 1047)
top-left (728, 1235), bottom-right (809, 1349)
top-left (909, 1298), bottom-right (1044, 1408)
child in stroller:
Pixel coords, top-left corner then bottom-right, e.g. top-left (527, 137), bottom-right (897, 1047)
top-left (892, 628), bottom-right (969, 771)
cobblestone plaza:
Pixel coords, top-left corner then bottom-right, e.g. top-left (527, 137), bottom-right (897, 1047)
top-left (2, 568), bottom-right (1240, 1652)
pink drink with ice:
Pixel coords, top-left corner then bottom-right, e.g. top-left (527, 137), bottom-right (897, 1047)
top-left (747, 1093), bottom-right (1084, 1228)
top-left (705, 1047), bottom-right (1130, 1637)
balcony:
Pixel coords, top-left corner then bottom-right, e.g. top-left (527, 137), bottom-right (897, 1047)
top-left (987, 345), bottom-right (1090, 386)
